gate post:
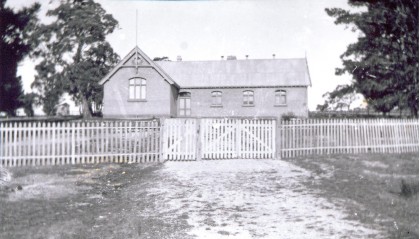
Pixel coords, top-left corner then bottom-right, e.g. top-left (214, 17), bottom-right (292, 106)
top-left (236, 119), bottom-right (241, 159)
top-left (196, 118), bottom-right (202, 160)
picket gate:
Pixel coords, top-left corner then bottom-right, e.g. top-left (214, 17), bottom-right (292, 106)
top-left (161, 118), bottom-right (197, 160)
top-left (200, 118), bottom-right (276, 159)
top-left (162, 118), bottom-right (276, 160)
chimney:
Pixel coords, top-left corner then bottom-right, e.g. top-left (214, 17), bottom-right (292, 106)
top-left (221, 56), bottom-right (224, 60)
top-left (245, 55), bottom-right (249, 60)
top-left (272, 54), bottom-right (276, 59)
top-left (227, 55), bottom-right (237, 60)
top-left (177, 55), bottom-right (182, 61)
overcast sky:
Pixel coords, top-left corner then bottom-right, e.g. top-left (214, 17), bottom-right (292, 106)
top-left (8, 0), bottom-right (361, 110)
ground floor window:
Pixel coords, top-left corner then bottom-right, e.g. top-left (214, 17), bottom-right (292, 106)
top-left (243, 90), bottom-right (254, 106)
top-left (275, 90), bottom-right (287, 105)
top-left (179, 92), bottom-right (191, 116)
top-left (211, 91), bottom-right (222, 106)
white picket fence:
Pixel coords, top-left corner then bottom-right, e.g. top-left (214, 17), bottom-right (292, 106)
top-left (278, 119), bottom-right (419, 158)
top-left (1, 118), bottom-right (418, 166)
top-left (0, 121), bottom-right (161, 167)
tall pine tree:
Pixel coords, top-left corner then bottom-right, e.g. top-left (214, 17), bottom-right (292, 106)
top-left (326, 0), bottom-right (418, 117)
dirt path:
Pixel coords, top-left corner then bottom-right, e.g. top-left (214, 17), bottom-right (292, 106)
top-left (141, 159), bottom-right (384, 238)
top-left (1, 159), bottom-right (386, 238)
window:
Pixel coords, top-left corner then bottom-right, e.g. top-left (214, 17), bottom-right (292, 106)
top-left (128, 78), bottom-right (146, 100)
top-left (211, 91), bottom-right (222, 106)
top-left (275, 90), bottom-right (287, 105)
top-left (179, 92), bottom-right (191, 116)
top-left (243, 90), bottom-right (254, 106)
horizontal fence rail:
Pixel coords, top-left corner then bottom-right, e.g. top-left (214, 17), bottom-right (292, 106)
top-left (201, 118), bottom-right (276, 159)
top-left (0, 121), bottom-right (161, 167)
top-left (278, 119), bottom-right (419, 158)
top-left (1, 118), bottom-right (418, 166)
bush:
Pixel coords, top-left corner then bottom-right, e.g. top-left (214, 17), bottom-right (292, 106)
top-left (281, 112), bottom-right (296, 121)
top-left (400, 179), bottom-right (419, 198)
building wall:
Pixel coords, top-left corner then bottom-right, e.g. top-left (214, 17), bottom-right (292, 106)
top-left (102, 66), bottom-right (175, 118)
top-left (178, 87), bottom-right (308, 118)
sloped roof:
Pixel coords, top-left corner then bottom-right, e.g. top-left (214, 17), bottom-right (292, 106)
top-left (156, 58), bottom-right (311, 88)
top-left (99, 46), bottom-right (177, 86)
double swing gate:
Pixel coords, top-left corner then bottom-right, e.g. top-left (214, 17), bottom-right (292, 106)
top-left (162, 118), bottom-right (276, 160)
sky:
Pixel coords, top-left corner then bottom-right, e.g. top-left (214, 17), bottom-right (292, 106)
top-left (7, 0), bottom-right (361, 111)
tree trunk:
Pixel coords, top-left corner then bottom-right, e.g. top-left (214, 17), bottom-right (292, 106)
top-left (81, 96), bottom-right (92, 119)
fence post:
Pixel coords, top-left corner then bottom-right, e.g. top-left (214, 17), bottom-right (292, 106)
top-left (159, 118), bottom-right (165, 162)
top-left (71, 122), bottom-right (76, 164)
top-left (236, 119), bottom-right (241, 158)
top-left (276, 118), bottom-right (281, 159)
top-left (196, 118), bottom-right (202, 160)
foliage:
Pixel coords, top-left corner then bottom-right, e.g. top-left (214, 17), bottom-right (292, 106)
top-left (31, 0), bottom-right (120, 118)
top-left (400, 179), bottom-right (419, 198)
top-left (153, 56), bottom-right (170, 61)
top-left (0, 0), bottom-right (40, 116)
top-left (281, 112), bottom-right (296, 121)
top-left (316, 101), bottom-right (329, 112)
top-left (321, 84), bottom-right (357, 111)
top-left (21, 92), bottom-right (39, 117)
top-left (326, 0), bottom-right (419, 117)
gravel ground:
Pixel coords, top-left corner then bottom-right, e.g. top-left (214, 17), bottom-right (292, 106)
top-left (0, 159), bottom-right (388, 238)
top-left (145, 159), bottom-right (384, 238)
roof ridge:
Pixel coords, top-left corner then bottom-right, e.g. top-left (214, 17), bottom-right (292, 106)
top-left (155, 58), bottom-right (306, 63)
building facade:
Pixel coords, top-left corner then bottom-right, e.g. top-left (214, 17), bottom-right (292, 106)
top-left (99, 46), bottom-right (311, 118)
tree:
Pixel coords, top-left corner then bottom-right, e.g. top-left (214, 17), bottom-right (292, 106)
top-left (153, 56), bottom-right (170, 61)
top-left (0, 0), bottom-right (40, 116)
top-left (322, 84), bottom-right (357, 111)
top-left (326, 0), bottom-right (419, 117)
top-left (31, 0), bottom-right (120, 118)
top-left (21, 92), bottom-right (39, 117)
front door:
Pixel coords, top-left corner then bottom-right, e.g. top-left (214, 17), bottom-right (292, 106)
top-left (179, 92), bottom-right (191, 116)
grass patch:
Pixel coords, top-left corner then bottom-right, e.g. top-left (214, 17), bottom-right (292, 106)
top-left (283, 153), bottom-right (419, 239)
top-left (0, 163), bottom-right (192, 239)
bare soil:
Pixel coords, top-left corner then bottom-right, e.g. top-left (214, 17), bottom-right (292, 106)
top-left (0, 153), bottom-right (417, 238)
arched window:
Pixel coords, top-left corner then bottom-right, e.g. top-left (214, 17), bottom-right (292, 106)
top-left (243, 90), bottom-right (254, 106)
top-left (211, 91), bottom-right (222, 106)
top-left (179, 92), bottom-right (191, 116)
top-left (128, 78), bottom-right (146, 100)
top-left (275, 90), bottom-right (286, 105)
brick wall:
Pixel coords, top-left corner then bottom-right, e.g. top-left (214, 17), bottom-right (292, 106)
top-left (102, 66), bottom-right (176, 118)
top-left (180, 87), bottom-right (308, 118)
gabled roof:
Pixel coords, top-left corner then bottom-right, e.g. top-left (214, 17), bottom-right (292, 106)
top-left (99, 46), bottom-right (178, 87)
top-left (156, 58), bottom-right (311, 88)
